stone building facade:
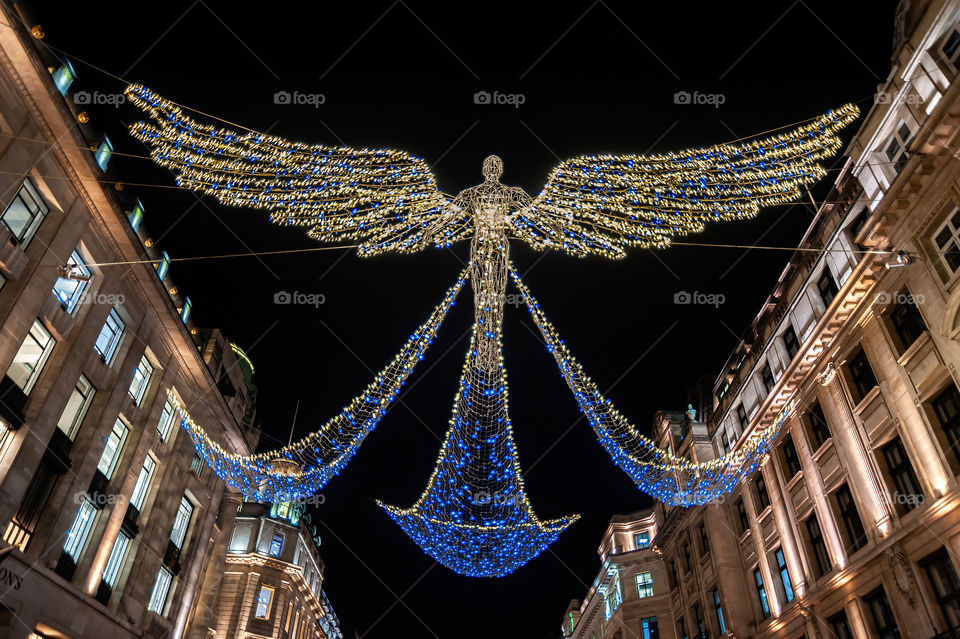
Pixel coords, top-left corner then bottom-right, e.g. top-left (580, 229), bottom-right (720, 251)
top-left (0, 2), bottom-right (270, 638)
top-left (565, 1), bottom-right (960, 638)
top-left (213, 501), bottom-right (343, 639)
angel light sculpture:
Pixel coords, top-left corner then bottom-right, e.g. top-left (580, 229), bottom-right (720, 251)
top-left (126, 84), bottom-right (857, 576)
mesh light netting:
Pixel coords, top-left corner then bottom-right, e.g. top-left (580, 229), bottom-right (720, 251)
top-left (379, 319), bottom-right (578, 577)
top-left (510, 264), bottom-right (787, 507)
top-left (172, 268), bottom-right (468, 502)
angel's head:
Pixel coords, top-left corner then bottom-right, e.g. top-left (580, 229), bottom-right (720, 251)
top-left (482, 155), bottom-right (503, 182)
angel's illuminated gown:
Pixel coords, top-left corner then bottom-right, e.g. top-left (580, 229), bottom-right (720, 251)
top-left (126, 83), bottom-right (857, 575)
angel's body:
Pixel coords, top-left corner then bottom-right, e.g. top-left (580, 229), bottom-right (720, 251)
top-left (453, 155), bottom-right (530, 370)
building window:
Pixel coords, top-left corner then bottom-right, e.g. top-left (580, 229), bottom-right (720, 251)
top-left (864, 586), bottom-right (900, 639)
top-left (775, 548), bottom-right (795, 602)
top-left (96, 419), bottom-right (129, 480)
top-left (712, 588), bottom-right (726, 635)
top-left (808, 401), bottom-right (831, 450)
top-left (52, 250), bottom-right (90, 313)
top-left (783, 325), bottom-right (800, 359)
top-left (51, 60), bottom-right (75, 95)
top-left (678, 618), bottom-right (687, 639)
top-left (881, 437), bottom-right (924, 514)
top-left (102, 532), bottom-right (130, 588)
top-left (636, 571), bottom-right (654, 598)
top-left (130, 456), bottom-right (156, 511)
top-left (921, 549), bottom-right (960, 629)
top-left (884, 120), bottom-right (912, 174)
top-left (190, 452), bottom-right (204, 476)
top-left (170, 496), bottom-right (194, 550)
top-left (699, 523), bottom-right (709, 555)
top-left (640, 616), bottom-right (659, 639)
top-left (806, 515), bottom-right (831, 578)
top-left (129, 200), bottom-right (144, 231)
top-left (692, 603), bottom-right (705, 637)
top-left (669, 562), bottom-right (678, 590)
top-left (934, 207), bottom-right (960, 276)
top-left (634, 532), bottom-right (650, 549)
top-left (128, 354), bottom-right (154, 405)
top-left (56, 375), bottom-right (95, 440)
top-left (828, 610), bottom-right (854, 639)
top-left (889, 296), bottom-right (927, 351)
top-left (62, 498), bottom-right (96, 562)
top-left (270, 530), bottom-right (284, 557)
top-left (94, 309), bottom-right (125, 364)
top-left (761, 363), bottom-right (775, 393)
top-left (845, 348), bottom-right (878, 405)
top-left (736, 404), bottom-right (748, 429)
top-left (835, 484), bottom-right (867, 552)
top-left (95, 136), bottom-right (113, 171)
top-left (755, 474), bottom-right (770, 511)
top-left (940, 26), bottom-right (960, 70)
top-left (736, 497), bottom-right (749, 534)
top-left (781, 434), bottom-right (802, 477)
top-left (156, 250), bottom-right (170, 281)
top-left (681, 542), bottom-right (692, 572)
top-left (931, 384), bottom-right (960, 468)
top-left (147, 567), bottom-right (173, 614)
top-left (6, 319), bottom-right (55, 395)
top-left (157, 398), bottom-right (177, 441)
top-left (754, 568), bottom-right (770, 618)
top-left (181, 296), bottom-right (192, 324)
top-left (1, 179), bottom-right (48, 249)
top-left (817, 269), bottom-right (839, 308)
top-left (720, 430), bottom-right (729, 454)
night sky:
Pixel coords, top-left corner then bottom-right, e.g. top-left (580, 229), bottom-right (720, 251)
top-left (35, 2), bottom-right (895, 636)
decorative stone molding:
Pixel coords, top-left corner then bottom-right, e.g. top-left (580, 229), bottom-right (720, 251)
top-left (817, 362), bottom-right (838, 387)
top-left (885, 544), bottom-right (918, 606)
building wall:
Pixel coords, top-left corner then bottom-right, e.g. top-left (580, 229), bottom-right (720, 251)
top-left (568, 2), bottom-right (960, 638)
top-left (214, 502), bottom-right (342, 639)
top-left (0, 3), bottom-right (256, 638)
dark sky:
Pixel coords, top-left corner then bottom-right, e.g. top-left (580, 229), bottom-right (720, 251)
top-left (35, 2), bottom-right (895, 636)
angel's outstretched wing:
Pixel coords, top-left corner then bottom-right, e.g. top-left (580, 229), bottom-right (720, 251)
top-left (511, 104), bottom-right (860, 258)
top-left (124, 85), bottom-right (469, 256)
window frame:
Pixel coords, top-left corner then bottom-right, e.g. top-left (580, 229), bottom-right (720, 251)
top-left (781, 434), bottom-right (802, 478)
top-left (96, 419), bottom-right (129, 480)
top-left (269, 530), bottom-right (285, 558)
top-left (636, 571), bottom-right (654, 599)
top-left (782, 325), bottom-right (800, 359)
top-left (94, 308), bottom-right (125, 365)
top-left (101, 531), bottom-right (131, 588)
top-left (775, 547), bottom-right (795, 603)
top-left (62, 497), bottom-right (97, 563)
top-left (170, 496), bottom-right (194, 550)
top-left (56, 375), bottom-right (95, 441)
top-left (754, 568), bottom-right (770, 619)
top-left (157, 397), bottom-right (177, 441)
top-left (806, 514), bottom-right (831, 578)
top-left (6, 319), bottom-right (56, 395)
top-left (128, 353), bottom-right (155, 405)
top-left (835, 484), bottom-right (867, 553)
top-left (130, 455), bottom-right (156, 511)
top-left (147, 567), bottom-right (173, 614)
top-left (1, 179), bottom-right (48, 248)
top-left (52, 249), bottom-right (91, 314)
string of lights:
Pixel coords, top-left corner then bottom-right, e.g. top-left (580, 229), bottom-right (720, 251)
top-left (511, 104), bottom-right (860, 257)
top-left (125, 84), bottom-right (471, 257)
top-left (168, 268), bottom-right (468, 502)
top-left (511, 264), bottom-right (790, 507)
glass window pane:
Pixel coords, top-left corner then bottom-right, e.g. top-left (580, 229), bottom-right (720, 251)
top-left (63, 499), bottom-right (96, 561)
top-left (56, 375), bottom-right (95, 440)
top-left (96, 420), bottom-right (128, 479)
top-left (6, 320), bottom-right (54, 394)
top-left (148, 567), bottom-right (173, 613)
top-left (102, 532), bottom-right (130, 587)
